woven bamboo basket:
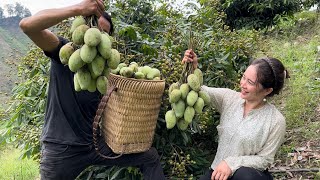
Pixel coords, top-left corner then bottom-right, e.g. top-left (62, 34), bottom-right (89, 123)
top-left (93, 73), bottom-right (165, 157)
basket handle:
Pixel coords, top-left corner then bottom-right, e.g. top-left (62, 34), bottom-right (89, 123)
top-left (93, 85), bottom-right (125, 159)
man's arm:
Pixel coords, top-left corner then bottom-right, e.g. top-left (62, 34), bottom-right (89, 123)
top-left (19, 0), bottom-right (105, 52)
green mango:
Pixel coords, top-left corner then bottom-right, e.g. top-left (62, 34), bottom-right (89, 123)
top-left (96, 76), bottom-right (108, 94)
top-left (84, 28), bottom-right (101, 47)
top-left (165, 110), bottom-right (176, 129)
top-left (68, 49), bottom-right (85, 72)
top-left (72, 24), bottom-right (89, 45)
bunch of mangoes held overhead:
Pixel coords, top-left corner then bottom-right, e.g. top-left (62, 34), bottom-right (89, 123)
top-left (59, 16), bottom-right (120, 94)
top-left (165, 68), bottom-right (211, 131)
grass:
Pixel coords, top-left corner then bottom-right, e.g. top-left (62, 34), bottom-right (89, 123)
top-left (270, 38), bottom-right (320, 156)
top-left (269, 37), bottom-right (319, 129)
top-left (0, 121), bottom-right (39, 180)
top-left (0, 145), bottom-right (39, 180)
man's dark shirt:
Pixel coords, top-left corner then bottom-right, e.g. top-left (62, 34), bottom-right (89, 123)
top-left (42, 36), bottom-right (101, 145)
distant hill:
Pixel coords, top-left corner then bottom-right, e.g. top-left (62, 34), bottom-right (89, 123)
top-left (0, 16), bottom-right (31, 109)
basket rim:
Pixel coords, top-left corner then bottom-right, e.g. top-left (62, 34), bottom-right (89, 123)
top-left (109, 73), bottom-right (165, 83)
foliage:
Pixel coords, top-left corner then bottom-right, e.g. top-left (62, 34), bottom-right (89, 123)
top-left (2, 46), bottom-right (49, 160)
top-left (267, 11), bottom-right (319, 39)
top-left (0, 7), bottom-right (4, 19)
top-left (220, 0), bottom-right (301, 30)
top-left (301, 0), bottom-right (320, 9)
top-left (2, 2), bottom-right (31, 18)
top-left (2, 0), bottom-right (258, 179)
top-left (195, 0), bottom-right (259, 89)
top-left (77, 166), bottom-right (142, 180)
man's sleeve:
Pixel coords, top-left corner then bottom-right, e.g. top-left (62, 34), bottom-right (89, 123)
top-left (43, 36), bottom-right (68, 63)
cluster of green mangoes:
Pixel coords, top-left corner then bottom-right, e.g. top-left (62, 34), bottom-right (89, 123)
top-left (165, 68), bottom-right (211, 131)
top-left (59, 16), bottom-right (120, 94)
top-left (110, 62), bottom-right (162, 80)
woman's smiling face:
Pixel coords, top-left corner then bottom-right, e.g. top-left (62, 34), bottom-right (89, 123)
top-left (240, 65), bottom-right (271, 102)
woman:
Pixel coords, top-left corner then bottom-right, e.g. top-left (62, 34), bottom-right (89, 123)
top-left (182, 49), bottom-right (288, 180)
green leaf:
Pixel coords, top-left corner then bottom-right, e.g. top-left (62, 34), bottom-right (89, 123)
top-left (110, 167), bottom-right (126, 180)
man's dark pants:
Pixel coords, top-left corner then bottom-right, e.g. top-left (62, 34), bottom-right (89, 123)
top-left (40, 138), bottom-right (165, 180)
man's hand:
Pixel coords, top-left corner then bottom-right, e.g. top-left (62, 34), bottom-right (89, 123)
top-left (211, 160), bottom-right (232, 180)
top-left (182, 49), bottom-right (198, 69)
top-left (78, 0), bottom-right (105, 17)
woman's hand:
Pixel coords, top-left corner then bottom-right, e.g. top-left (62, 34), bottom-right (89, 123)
top-left (182, 49), bottom-right (198, 69)
top-left (211, 160), bottom-right (232, 180)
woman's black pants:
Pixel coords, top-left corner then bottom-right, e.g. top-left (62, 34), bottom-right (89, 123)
top-left (199, 167), bottom-right (273, 180)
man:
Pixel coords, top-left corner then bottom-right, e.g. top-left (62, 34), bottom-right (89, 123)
top-left (19, 0), bottom-right (165, 179)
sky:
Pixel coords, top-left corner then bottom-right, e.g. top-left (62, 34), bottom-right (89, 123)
top-left (1, 0), bottom-right (315, 16)
top-left (0, 0), bottom-right (82, 15)
top-left (0, 0), bottom-right (199, 16)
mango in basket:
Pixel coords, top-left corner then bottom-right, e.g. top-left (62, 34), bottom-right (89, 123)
top-left (111, 66), bottom-right (120, 75)
top-left (146, 68), bottom-right (161, 80)
top-left (134, 71), bottom-right (145, 79)
top-left (140, 65), bottom-right (152, 75)
top-left (118, 63), bottom-right (127, 69)
top-left (120, 67), bottom-right (134, 78)
top-left (129, 62), bottom-right (139, 73)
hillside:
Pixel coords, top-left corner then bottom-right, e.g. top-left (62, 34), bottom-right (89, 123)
top-left (0, 17), bottom-right (31, 109)
top-left (258, 15), bottom-right (320, 179)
